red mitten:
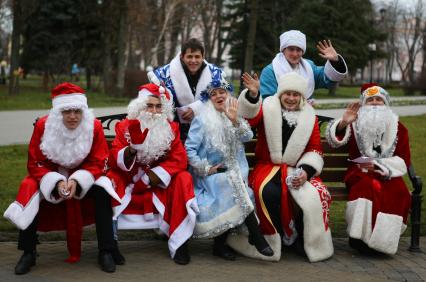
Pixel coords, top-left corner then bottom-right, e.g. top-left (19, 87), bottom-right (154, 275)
top-left (128, 120), bottom-right (149, 149)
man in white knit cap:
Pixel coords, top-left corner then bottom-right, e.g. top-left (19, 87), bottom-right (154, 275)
top-left (259, 30), bottom-right (348, 100)
top-left (232, 72), bottom-right (333, 263)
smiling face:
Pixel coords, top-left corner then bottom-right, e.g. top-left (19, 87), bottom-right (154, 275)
top-left (283, 46), bottom-right (303, 66)
top-left (61, 109), bottom-right (83, 129)
top-left (280, 91), bottom-right (302, 111)
top-left (210, 88), bottom-right (228, 112)
top-left (181, 49), bottom-right (204, 75)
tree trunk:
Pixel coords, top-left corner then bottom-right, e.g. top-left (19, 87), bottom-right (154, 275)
top-left (116, 0), bottom-right (128, 97)
top-left (8, 0), bottom-right (22, 96)
top-left (328, 83), bottom-right (337, 97)
top-left (42, 70), bottom-right (49, 91)
top-left (243, 0), bottom-right (258, 73)
top-left (167, 3), bottom-right (183, 62)
top-left (102, 0), bottom-right (114, 96)
top-left (86, 67), bottom-right (92, 90)
top-left (419, 27), bottom-right (426, 93)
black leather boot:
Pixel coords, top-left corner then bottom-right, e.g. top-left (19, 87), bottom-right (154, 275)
top-left (212, 231), bottom-right (236, 261)
top-left (291, 216), bottom-right (306, 257)
top-left (245, 212), bottom-right (274, 257)
top-left (173, 240), bottom-right (190, 265)
top-left (349, 237), bottom-right (381, 255)
top-left (111, 240), bottom-right (125, 265)
top-left (98, 251), bottom-right (116, 273)
top-left (14, 251), bottom-right (36, 275)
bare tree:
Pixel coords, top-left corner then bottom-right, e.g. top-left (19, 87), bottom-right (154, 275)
top-left (394, 0), bottom-right (425, 84)
top-left (380, 1), bottom-right (400, 83)
top-left (8, 0), bottom-right (21, 95)
top-left (149, 0), bottom-right (187, 66)
top-left (192, 0), bottom-right (233, 65)
top-left (116, 0), bottom-right (128, 96)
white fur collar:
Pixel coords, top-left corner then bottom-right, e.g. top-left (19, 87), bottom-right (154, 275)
top-left (169, 54), bottom-right (213, 106)
top-left (263, 96), bottom-right (315, 165)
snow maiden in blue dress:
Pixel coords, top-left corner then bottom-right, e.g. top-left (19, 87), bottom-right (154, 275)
top-left (185, 78), bottom-right (273, 260)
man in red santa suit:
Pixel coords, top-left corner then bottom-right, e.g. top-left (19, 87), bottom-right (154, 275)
top-left (107, 83), bottom-right (198, 265)
top-left (326, 84), bottom-right (411, 255)
top-left (230, 72), bottom-right (332, 262)
top-left (3, 83), bottom-right (123, 274)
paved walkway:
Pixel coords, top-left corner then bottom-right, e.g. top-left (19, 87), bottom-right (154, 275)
top-left (0, 107), bottom-right (126, 146)
top-left (1, 104), bottom-right (426, 146)
top-left (0, 237), bottom-right (425, 281)
top-left (314, 96), bottom-right (426, 104)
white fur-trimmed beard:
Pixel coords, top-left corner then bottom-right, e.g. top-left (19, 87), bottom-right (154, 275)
top-left (356, 105), bottom-right (398, 151)
top-left (40, 107), bottom-right (94, 169)
top-left (129, 111), bottom-right (175, 165)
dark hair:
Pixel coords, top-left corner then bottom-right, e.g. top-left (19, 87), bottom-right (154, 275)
top-left (181, 38), bottom-right (204, 56)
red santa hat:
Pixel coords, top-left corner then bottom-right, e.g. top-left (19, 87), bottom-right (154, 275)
top-left (51, 83), bottom-right (87, 111)
top-left (279, 30), bottom-right (306, 53)
top-left (138, 83), bottom-right (171, 101)
top-left (360, 84), bottom-right (390, 106)
top-left (128, 83), bottom-right (174, 121)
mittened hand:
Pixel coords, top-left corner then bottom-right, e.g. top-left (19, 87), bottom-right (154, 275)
top-left (128, 120), bottom-right (149, 146)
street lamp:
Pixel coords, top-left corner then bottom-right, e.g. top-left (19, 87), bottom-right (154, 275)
top-left (368, 43), bottom-right (376, 82)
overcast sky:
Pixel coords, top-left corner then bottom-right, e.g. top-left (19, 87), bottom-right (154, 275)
top-left (373, 0), bottom-right (422, 9)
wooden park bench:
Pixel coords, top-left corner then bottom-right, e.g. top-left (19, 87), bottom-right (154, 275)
top-left (98, 113), bottom-right (423, 252)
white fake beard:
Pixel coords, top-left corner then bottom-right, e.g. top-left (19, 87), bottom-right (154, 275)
top-left (133, 111), bottom-right (175, 165)
top-left (356, 105), bottom-right (397, 152)
top-left (200, 100), bottom-right (234, 156)
top-left (40, 108), bottom-right (94, 169)
top-left (281, 109), bottom-right (300, 127)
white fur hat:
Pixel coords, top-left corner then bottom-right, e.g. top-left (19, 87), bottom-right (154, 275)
top-left (279, 30), bottom-right (306, 53)
top-left (276, 72), bottom-right (308, 97)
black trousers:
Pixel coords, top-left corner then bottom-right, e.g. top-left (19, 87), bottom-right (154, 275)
top-left (18, 185), bottom-right (115, 252)
top-left (261, 170), bottom-right (303, 238)
top-left (262, 171), bottom-right (284, 237)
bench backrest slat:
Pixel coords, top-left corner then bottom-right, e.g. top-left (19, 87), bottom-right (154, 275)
top-left (99, 113), bottom-right (350, 201)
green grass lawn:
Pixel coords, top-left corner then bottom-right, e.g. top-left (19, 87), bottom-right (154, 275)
top-left (0, 75), bottom-right (129, 110)
top-left (0, 115), bottom-right (425, 238)
top-left (313, 86), bottom-right (410, 98)
top-left (1, 75), bottom-right (424, 111)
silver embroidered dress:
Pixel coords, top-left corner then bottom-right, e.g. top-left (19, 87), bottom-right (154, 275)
top-left (185, 101), bottom-right (254, 238)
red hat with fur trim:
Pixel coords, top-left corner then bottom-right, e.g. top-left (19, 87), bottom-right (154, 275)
top-left (51, 82), bottom-right (87, 110)
top-left (138, 83), bottom-right (171, 101)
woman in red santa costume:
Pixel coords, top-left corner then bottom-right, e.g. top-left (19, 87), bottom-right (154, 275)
top-left (232, 72), bottom-right (332, 262)
top-left (4, 83), bottom-right (123, 274)
top-left (326, 84), bottom-right (411, 255)
top-left (106, 83), bottom-right (198, 265)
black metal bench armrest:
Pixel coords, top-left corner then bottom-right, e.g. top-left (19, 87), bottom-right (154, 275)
top-left (317, 115), bottom-right (334, 128)
top-left (97, 113), bottom-right (127, 130)
top-left (408, 164), bottom-right (423, 195)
